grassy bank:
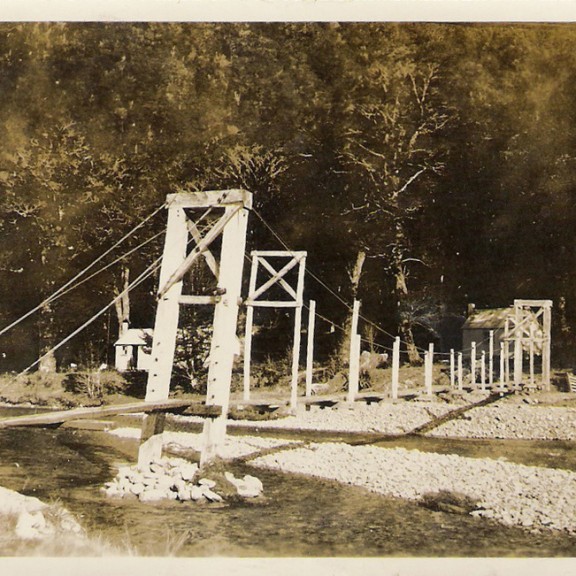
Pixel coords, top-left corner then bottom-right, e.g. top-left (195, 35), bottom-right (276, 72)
top-left (0, 370), bottom-right (146, 409)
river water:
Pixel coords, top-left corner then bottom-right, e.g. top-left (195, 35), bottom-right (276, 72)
top-left (0, 408), bottom-right (575, 557)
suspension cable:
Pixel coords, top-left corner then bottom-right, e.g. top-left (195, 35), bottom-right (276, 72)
top-left (0, 201), bottom-right (167, 338)
top-left (16, 254), bottom-right (164, 378)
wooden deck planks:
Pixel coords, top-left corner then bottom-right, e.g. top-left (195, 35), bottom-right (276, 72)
top-left (0, 399), bottom-right (214, 430)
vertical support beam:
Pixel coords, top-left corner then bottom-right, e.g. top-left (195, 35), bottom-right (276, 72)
top-left (425, 343), bottom-right (434, 396)
top-left (391, 336), bottom-right (400, 400)
top-left (514, 304), bottom-right (523, 388)
top-left (243, 255), bottom-right (260, 401)
top-left (489, 330), bottom-right (494, 387)
top-left (305, 300), bottom-right (316, 398)
top-left (470, 342), bottom-right (477, 388)
top-left (201, 204), bottom-right (250, 467)
top-left (529, 323), bottom-right (535, 387)
top-left (500, 341), bottom-right (505, 387)
top-left (145, 205), bottom-right (189, 402)
top-left (480, 351), bottom-right (486, 392)
top-left (542, 304), bottom-right (552, 391)
top-left (504, 319), bottom-right (510, 386)
top-left (457, 352), bottom-right (463, 391)
top-left (350, 300), bottom-right (361, 351)
top-left (450, 349), bottom-right (455, 388)
top-left (290, 256), bottom-right (306, 412)
top-left (347, 333), bottom-right (361, 404)
top-left (139, 205), bottom-right (188, 467)
top-left (138, 412), bottom-right (166, 469)
top-left (347, 300), bottom-right (361, 404)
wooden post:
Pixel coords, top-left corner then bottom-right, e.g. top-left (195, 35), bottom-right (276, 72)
top-left (243, 254), bottom-right (259, 401)
top-left (450, 349), bottom-right (455, 388)
top-left (425, 343), bottom-right (434, 396)
top-left (529, 323), bottom-right (535, 387)
top-left (145, 205), bottom-right (188, 402)
top-left (480, 351), bottom-right (486, 391)
top-left (470, 341), bottom-right (477, 388)
top-left (457, 352), bottom-right (463, 391)
top-left (138, 412), bottom-right (166, 469)
top-left (391, 336), bottom-right (400, 400)
top-left (514, 304), bottom-right (523, 388)
top-left (347, 334), bottom-right (361, 404)
top-left (290, 257), bottom-right (307, 411)
top-left (504, 318), bottom-right (510, 386)
top-left (305, 300), bottom-right (316, 398)
top-left (500, 341), bottom-right (505, 387)
top-left (489, 330), bottom-right (494, 387)
top-left (139, 204), bottom-right (188, 467)
top-left (542, 304), bottom-right (552, 391)
top-left (201, 203), bottom-right (250, 467)
top-left (346, 300), bottom-right (361, 404)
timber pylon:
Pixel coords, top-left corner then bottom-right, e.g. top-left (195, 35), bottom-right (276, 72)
top-left (138, 190), bottom-right (252, 468)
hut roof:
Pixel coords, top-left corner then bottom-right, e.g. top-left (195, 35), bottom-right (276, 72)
top-left (462, 308), bottom-right (512, 330)
top-left (114, 328), bottom-right (153, 346)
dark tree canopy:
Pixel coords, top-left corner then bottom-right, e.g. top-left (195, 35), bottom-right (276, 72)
top-left (1, 22), bottom-right (576, 369)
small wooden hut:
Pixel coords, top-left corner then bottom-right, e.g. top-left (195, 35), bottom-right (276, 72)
top-left (114, 327), bottom-right (153, 372)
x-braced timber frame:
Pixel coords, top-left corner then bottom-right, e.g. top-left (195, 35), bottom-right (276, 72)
top-left (243, 250), bottom-right (307, 411)
top-left (139, 190), bottom-right (252, 469)
top-left (509, 299), bottom-right (552, 390)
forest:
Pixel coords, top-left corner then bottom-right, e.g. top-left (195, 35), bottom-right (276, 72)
top-left (1, 22), bottom-right (576, 375)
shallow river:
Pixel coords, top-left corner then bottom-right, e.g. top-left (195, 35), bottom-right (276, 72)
top-left (0, 409), bottom-right (575, 557)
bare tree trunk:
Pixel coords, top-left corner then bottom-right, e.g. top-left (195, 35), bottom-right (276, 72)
top-left (38, 302), bottom-right (57, 372)
top-left (392, 223), bottom-right (422, 366)
top-left (339, 249), bottom-right (366, 362)
top-left (113, 266), bottom-right (130, 338)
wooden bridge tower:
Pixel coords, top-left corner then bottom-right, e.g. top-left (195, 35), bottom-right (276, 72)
top-left (139, 189), bottom-right (252, 468)
top-left (510, 299), bottom-right (552, 390)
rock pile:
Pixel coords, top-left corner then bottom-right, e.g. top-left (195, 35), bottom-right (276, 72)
top-left (102, 457), bottom-right (263, 503)
top-left (252, 443), bottom-right (576, 534)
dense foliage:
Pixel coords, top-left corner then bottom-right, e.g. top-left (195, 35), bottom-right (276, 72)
top-left (1, 22), bottom-right (576, 370)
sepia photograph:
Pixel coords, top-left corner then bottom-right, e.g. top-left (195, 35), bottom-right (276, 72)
top-left (0, 1), bottom-right (576, 573)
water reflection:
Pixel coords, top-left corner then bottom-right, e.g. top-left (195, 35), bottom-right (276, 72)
top-left (0, 412), bottom-right (575, 556)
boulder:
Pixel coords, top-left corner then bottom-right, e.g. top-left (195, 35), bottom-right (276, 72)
top-left (198, 478), bottom-right (216, 488)
top-left (15, 511), bottom-right (54, 540)
top-left (225, 472), bottom-right (264, 498)
top-left (180, 464), bottom-right (199, 482)
top-left (203, 488), bottom-right (223, 502)
top-left (190, 485), bottom-right (204, 501)
top-left (139, 489), bottom-right (166, 503)
top-left (130, 483), bottom-right (146, 496)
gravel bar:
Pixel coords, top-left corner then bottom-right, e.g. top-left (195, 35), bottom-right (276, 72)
top-left (176, 400), bottom-right (576, 440)
top-left (251, 442), bottom-right (576, 533)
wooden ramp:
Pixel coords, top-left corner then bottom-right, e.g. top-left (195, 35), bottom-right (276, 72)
top-left (0, 399), bottom-right (221, 430)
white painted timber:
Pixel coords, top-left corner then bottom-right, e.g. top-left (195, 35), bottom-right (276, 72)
top-left (201, 203), bottom-right (250, 466)
top-left (391, 336), bottom-right (400, 400)
top-left (305, 300), bottom-right (316, 398)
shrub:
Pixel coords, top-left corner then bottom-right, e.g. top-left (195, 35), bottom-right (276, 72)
top-left (63, 370), bottom-right (129, 399)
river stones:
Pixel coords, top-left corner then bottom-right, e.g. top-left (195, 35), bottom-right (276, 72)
top-left (138, 488), bottom-right (166, 503)
top-left (180, 463), bottom-right (198, 481)
top-left (198, 478), bottom-right (216, 488)
top-left (224, 471), bottom-right (264, 498)
top-left (103, 457), bottom-right (263, 505)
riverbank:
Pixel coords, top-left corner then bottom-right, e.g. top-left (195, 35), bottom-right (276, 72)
top-left (106, 391), bottom-right (576, 537)
top-left (0, 485), bottom-right (121, 555)
top-left (109, 423), bottom-right (576, 536)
